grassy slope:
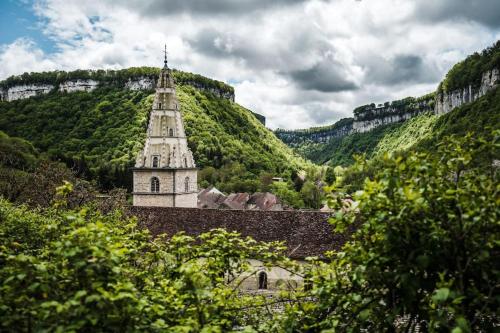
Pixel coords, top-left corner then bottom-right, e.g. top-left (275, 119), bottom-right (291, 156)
top-left (297, 123), bottom-right (403, 166)
top-left (373, 113), bottom-right (438, 155)
top-left (0, 88), bottom-right (149, 167)
top-left (0, 83), bottom-right (311, 188)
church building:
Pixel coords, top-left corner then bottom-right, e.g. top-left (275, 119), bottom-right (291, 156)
top-left (132, 48), bottom-right (198, 207)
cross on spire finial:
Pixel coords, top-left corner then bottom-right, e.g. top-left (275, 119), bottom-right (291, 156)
top-left (163, 44), bottom-right (168, 68)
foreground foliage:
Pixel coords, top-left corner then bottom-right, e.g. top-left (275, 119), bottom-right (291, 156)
top-left (278, 133), bottom-right (500, 332)
top-left (0, 191), bottom-right (293, 332)
top-left (0, 132), bottom-right (498, 332)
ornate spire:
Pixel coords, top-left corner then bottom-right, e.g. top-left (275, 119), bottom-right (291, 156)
top-left (163, 44), bottom-right (168, 69)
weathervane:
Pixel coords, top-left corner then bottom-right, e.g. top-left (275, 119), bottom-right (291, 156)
top-left (164, 44), bottom-right (168, 68)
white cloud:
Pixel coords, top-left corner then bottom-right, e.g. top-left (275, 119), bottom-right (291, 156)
top-left (0, 0), bottom-right (499, 129)
top-left (0, 38), bottom-right (57, 78)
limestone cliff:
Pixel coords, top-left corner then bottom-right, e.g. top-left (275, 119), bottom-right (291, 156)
top-left (58, 79), bottom-right (99, 93)
top-left (276, 94), bottom-right (435, 145)
top-left (0, 68), bottom-right (236, 103)
top-left (275, 118), bottom-right (353, 146)
top-left (435, 68), bottom-right (499, 115)
top-left (352, 94), bottom-right (435, 133)
top-left (277, 65), bottom-right (497, 147)
top-left (123, 76), bottom-right (236, 101)
top-left (3, 84), bottom-right (54, 101)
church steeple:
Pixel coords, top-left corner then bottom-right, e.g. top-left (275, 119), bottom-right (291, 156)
top-left (133, 46), bottom-right (198, 208)
top-left (158, 44), bottom-right (174, 89)
top-left (163, 44), bottom-right (168, 69)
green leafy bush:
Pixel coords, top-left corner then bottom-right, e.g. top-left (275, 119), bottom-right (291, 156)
top-left (0, 196), bottom-right (291, 332)
top-left (278, 132), bottom-right (500, 332)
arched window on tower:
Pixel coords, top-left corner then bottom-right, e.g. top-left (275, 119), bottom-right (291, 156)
top-left (151, 177), bottom-right (160, 193)
top-left (184, 157), bottom-right (188, 167)
top-left (258, 271), bottom-right (268, 290)
top-left (184, 177), bottom-right (190, 192)
top-left (169, 128), bottom-right (174, 137)
top-left (158, 103), bottom-right (162, 109)
top-left (152, 156), bottom-right (160, 168)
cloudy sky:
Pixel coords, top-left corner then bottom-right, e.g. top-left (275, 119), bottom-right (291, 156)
top-left (1, 0), bottom-right (499, 129)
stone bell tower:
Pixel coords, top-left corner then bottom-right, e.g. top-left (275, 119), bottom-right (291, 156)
top-left (132, 46), bottom-right (198, 207)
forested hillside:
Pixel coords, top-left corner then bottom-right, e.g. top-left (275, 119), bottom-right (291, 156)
top-left (0, 69), bottom-right (313, 193)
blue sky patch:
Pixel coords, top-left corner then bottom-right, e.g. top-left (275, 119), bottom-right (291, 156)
top-left (0, 0), bottom-right (56, 53)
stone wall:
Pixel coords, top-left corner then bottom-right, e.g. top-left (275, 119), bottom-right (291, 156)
top-left (130, 206), bottom-right (351, 258)
top-left (239, 259), bottom-right (304, 291)
top-left (174, 192), bottom-right (198, 208)
top-left (133, 194), bottom-right (175, 207)
top-left (133, 169), bottom-right (175, 193)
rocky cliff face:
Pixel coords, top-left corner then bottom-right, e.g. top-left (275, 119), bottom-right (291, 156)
top-left (276, 94), bottom-right (435, 146)
top-left (3, 84), bottom-right (55, 101)
top-left (0, 76), bottom-right (236, 103)
top-left (435, 68), bottom-right (499, 115)
top-left (59, 79), bottom-right (99, 93)
top-left (275, 118), bottom-right (353, 146)
top-left (1, 80), bottom-right (101, 102)
top-left (124, 77), bottom-right (236, 101)
top-left (352, 96), bottom-right (434, 133)
top-left (124, 77), bottom-right (155, 90)
top-left (183, 80), bottom-right (235, 102)
top-left (352, 112), bottom-right (415, 133)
